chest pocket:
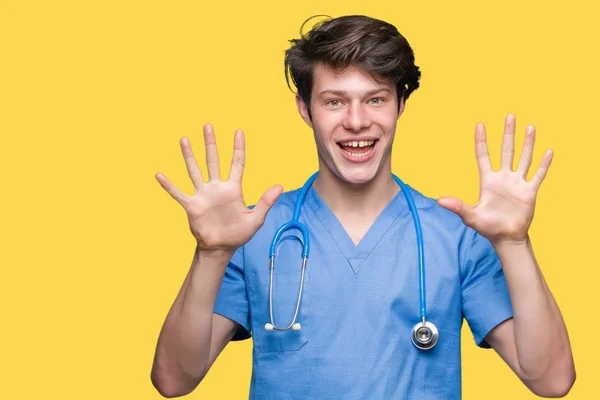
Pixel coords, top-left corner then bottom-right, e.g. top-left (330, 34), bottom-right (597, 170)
top-left (248, 271), bottom-right (310, 353)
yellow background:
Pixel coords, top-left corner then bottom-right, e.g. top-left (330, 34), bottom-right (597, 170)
top-left (1, 0), bottom-right (598, 398)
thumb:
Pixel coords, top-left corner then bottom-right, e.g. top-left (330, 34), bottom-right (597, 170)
top-left (251, 184), bottom-right (284, 226)
top-left (437, 196), bottom-right (475, 226)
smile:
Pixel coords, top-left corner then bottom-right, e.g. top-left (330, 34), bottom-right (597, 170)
top-left (337, 139), bottom-right (378, 161)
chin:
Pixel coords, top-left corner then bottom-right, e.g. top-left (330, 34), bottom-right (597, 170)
top-left (335, 166), bottom-right (379, 186)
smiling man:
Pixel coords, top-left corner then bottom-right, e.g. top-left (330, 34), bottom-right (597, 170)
top-left (151, 15), bottom-right (576, 399)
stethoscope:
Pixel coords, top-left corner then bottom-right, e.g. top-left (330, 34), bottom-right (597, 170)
top-left (263, 172), bottom-right (439, 350)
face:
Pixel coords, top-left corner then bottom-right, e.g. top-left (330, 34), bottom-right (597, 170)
top-left (296, 63), bottom-right (405, 185)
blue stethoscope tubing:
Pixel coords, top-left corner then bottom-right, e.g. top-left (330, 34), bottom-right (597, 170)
top-left (264, 172), bottom-right (439, 350)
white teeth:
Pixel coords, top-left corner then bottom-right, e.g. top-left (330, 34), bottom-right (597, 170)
top-left (341, 146), bottom-right (374, 158)
top-left (340, 140), bottom-right (375, 148)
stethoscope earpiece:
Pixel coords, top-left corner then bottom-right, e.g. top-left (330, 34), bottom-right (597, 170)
top-left (411, 320), bottom-right (439, 350)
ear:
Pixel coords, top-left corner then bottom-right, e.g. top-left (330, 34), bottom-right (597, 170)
top-left (397, 95), bottom-right (406, 120)
top-left (296, 94), bottom-right (313, 128)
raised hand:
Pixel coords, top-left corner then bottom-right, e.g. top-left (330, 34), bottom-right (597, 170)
top-left (437, 114), bottom-right (554, 245)
top-left (155, 124), bottom-right (283, 253)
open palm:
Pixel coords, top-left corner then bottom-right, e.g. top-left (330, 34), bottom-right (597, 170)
top-left (155, 124), bottom-right (283, 252)
top-left (438, 115), bottom-right (554, 244)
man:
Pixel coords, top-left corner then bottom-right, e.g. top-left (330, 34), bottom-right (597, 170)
top-left (151, 15), bottom-right (575, 399)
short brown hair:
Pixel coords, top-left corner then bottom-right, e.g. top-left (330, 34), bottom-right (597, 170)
top-left (285, 15), bottom-right (421, 118)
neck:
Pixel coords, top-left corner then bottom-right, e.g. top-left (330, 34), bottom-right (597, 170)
top-left (312, 163), bottom-right (400, 219)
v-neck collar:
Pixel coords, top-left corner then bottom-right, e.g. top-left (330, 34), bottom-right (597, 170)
top-left (304, 184), bottom-right (411, 274)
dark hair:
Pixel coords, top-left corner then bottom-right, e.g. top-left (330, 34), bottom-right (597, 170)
top-left (285, 15), bottom-right (421, 119)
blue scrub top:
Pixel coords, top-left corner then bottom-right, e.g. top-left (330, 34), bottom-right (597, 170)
top-left (214, 182), bottom-right (513, 399)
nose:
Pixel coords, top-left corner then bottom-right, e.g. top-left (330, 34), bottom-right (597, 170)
top-left (342, 102), bottom-right (372, 132)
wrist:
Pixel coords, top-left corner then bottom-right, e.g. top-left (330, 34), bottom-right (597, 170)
top-left (195, 245), bottom-right (236, 263)
top-left (491, 235), bottom-right (533, 261)
top-left (491, 235), bottom-right (530, 249)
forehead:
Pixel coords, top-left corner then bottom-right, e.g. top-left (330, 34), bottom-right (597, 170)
top-left (311, 63), bottom-right (395, 95)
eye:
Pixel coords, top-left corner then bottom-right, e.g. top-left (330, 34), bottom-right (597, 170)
top-left (326, 99), bottom-right (343, 107)
top-left (368, 97), bottom-right (384, 104)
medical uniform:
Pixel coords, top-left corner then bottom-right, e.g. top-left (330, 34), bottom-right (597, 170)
top-left (214, 181), bottom-right (514, 399)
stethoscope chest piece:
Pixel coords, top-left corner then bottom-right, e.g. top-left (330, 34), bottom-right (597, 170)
top-left (411, 320), bottom-right (439, 350)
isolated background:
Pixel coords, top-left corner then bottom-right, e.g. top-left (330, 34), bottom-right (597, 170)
top-left (1, 0), bottom-right (598, 398)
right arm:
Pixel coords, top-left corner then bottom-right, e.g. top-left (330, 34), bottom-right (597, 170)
top-left (150, 124), bottom-right (282, 398)
top-left (150, 247), bottom-right (238, 398)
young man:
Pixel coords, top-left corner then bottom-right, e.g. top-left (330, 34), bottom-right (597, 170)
top-left (151, 15), bottom-right (575, 399)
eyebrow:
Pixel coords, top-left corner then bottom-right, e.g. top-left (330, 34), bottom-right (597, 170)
top-left (317, 88), bottom-right (393, 97)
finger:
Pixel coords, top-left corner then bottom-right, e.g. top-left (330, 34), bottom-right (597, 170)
top-left (155, 172), bottom-right (189, 205)
top-left (437, 197), bottom-right (476, 227)
top-left (204, 124), bottom-right (221, 181)
top-left (250, 185), bottom-right (284, 226)
top-left (180, 137), bottom-right (204, 189)
top-left (516, 125), bottom-right (535, 179)
top-left (475, 123), bottom-right (492, 174)
top-left (228, 129), bottom-right (245, 183)
top-left (530, 149), bottom-right (554, 191)
top-left (500, 114), bottom-right (516, 171)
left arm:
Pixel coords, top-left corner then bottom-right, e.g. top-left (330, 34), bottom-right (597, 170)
top-left (486, 238), bottom-right (575, 397)
top-left (438, 114), bottom-right (575, 397)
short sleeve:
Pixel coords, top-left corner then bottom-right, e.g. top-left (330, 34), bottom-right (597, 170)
top-left (461, 229), bottom-right (514, 348)
top-left (214, 246), bottom-right (251, 341)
